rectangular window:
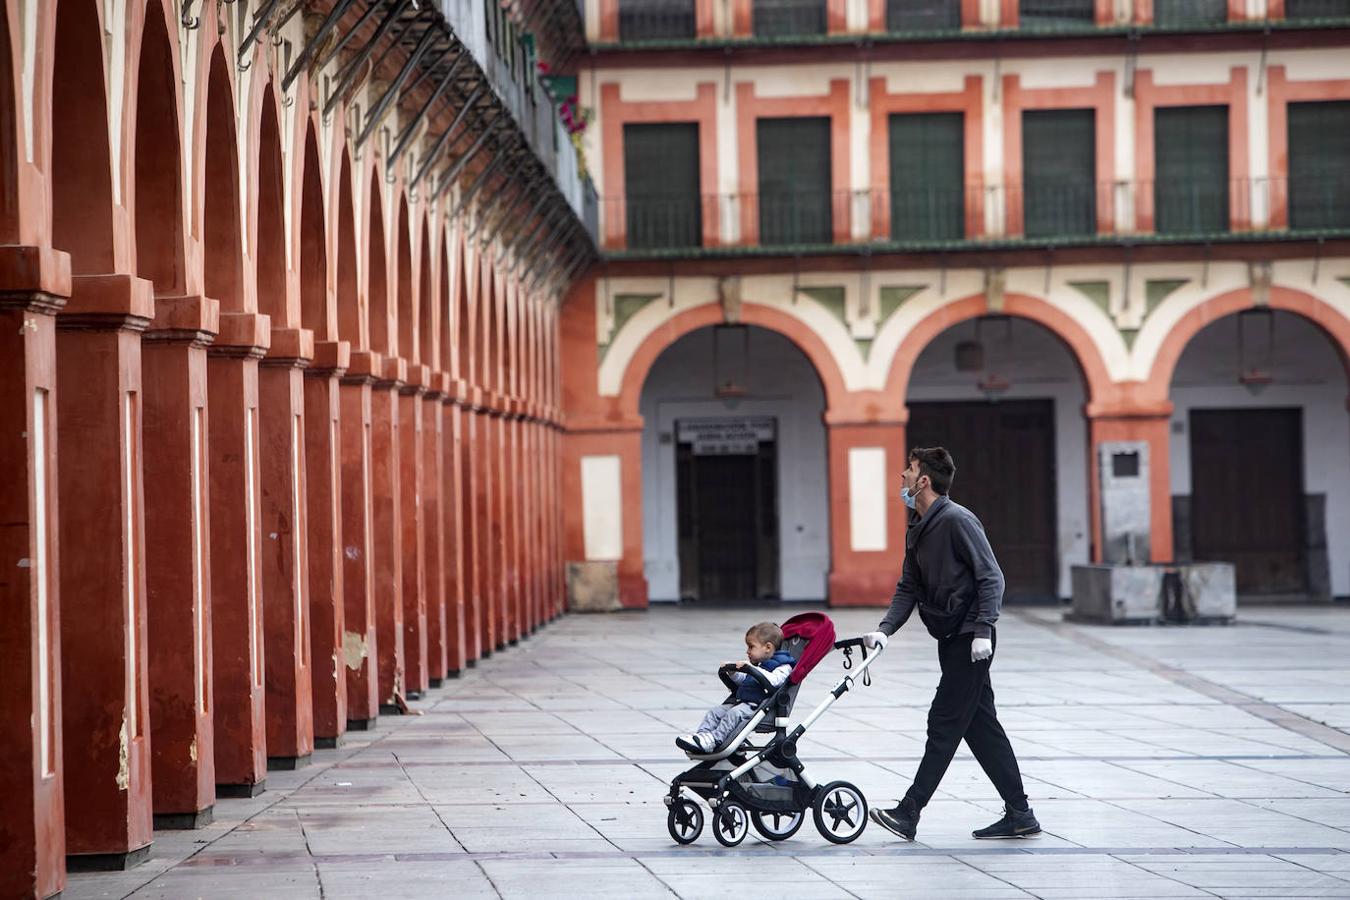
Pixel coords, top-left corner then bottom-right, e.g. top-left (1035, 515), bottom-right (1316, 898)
top-left (191, 407), bottom-right (208, 714)
top-left (623, 122), bottom-right (702, 249)
top-left (753, 0), bottom-right (827, 36)
top-left (1152, 0), bottom-right (1227, 26)
top-left (618, 0), bottom-right (696, 40)
top-left (123, 392), bottom-right (142, 737)
top-left (757, 116), bottom-right (832, 245)
top-left (1285, 0), bottom-right (1350, 20)
top-left (1154, 105), bottom-right (1229, 235)
top-left (34, 389), bottom-right (54, 777)
top-left (886, 0), bottom-right (960, 31)
top-left (1022, 108), bottom-right (1096, 238)
top-left (890, 112), bottom-right (965, 242)
top-left (1288, 100), bottom-right (1350, 230)
top-left (1018, 0), bottom-right (1094, 29)
top-left (245, 406), bottom-right (262, 688)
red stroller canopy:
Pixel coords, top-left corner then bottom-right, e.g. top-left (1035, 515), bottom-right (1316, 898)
top-left (781, 612), bottom-right (836, 684)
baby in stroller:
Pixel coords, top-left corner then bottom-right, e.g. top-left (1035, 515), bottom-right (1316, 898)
top-left (665, 612), bottom-right (885, 846)
top-left (676, 621), bottom-right (795, 754)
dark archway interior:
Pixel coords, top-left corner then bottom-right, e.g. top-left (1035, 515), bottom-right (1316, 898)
top-left (133, 5), bottom-right (184, 294)
top-left (52, 0), bottom-right (115, 273)
top-left (396, 201), bottom-right (413, 361)
top-left (335, 154), bottom-right (361, 347)
top-left (256, 89), bottom-right (286, 323)
top-left (299, 127), bottom-right (327, 338)
top-left (367, 187), bottom-right (389, 355)
top-left (203, 48), bottom-right (243, 310)
top-left (419, 222), bottom-right (434, 367)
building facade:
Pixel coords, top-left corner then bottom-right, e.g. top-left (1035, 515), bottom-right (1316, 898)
top-left (1, 0), bottom-right (592, 896)
top-left (560, 1), bottom-right (1350, 608)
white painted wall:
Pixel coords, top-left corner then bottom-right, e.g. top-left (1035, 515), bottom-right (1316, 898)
top-left (907, 315), bottom-right (1092, 598)
top-left (1168, 311), bottom-right (1350, 596)
top-left (639, 326), bottom-right (830, 601)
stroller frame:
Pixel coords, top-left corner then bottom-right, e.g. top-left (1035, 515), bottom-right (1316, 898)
top-left (665, 634), bottom-right (885, 846)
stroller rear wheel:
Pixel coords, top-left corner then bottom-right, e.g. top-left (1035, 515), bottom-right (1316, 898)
top-left (711, 801), bottom-right (750, 847)
top-left (751, 810), bottom-right (805, 841)
top-left (813, 781), bottom-right (868, 844)
top-left (667, 798), bottom-right (703, 844)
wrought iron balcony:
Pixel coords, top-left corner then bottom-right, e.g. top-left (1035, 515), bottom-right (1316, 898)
top-left (592, 0), bottom-right (1350, 47)
top-left (601, 177), bottom-right (1350, 258)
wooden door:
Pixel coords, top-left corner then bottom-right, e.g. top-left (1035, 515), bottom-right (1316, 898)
top-left (1190, 408), bottom-right (1306, 593)
top-left (676, 432), bottom-right (780, 601)
top-left (906, 400), bottom-right (1059, 599)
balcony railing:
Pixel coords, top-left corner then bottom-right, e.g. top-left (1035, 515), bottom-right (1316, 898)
top-left (601, 177), bottom-right (1350, 254)
top-left (595, 0), bottom-right (1350, 45)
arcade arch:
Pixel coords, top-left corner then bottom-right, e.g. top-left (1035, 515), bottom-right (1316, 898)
top-left (1165, 306), bottom-right (1350, 600)
top-left (638, 323), bottom-right (830, 603)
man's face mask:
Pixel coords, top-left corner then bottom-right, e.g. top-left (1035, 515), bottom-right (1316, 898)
top-left (901, 469), bottom-right (926, 509)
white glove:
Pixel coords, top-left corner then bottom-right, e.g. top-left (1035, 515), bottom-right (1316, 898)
top-left (971, 637), bottom-right (993, 662)
top-left (863, 631), bottom-right (889, 650)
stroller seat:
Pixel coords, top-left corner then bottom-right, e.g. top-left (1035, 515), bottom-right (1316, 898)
top-left (680, 614), bottom-right (831, 761)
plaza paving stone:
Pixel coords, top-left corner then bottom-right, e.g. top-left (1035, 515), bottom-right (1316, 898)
top-left (66, 605), bottom-right (1350, 899)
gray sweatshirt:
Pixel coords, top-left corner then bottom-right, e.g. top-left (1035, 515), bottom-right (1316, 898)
top-left (877, 495), bottom-right (1004, 641)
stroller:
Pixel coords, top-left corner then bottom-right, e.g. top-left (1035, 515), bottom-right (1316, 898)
top-left (664, 612), bottom-right (884, 846)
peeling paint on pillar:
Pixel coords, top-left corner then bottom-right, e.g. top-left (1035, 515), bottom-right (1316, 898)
top-left (342, 631), bottom-right (369, 671)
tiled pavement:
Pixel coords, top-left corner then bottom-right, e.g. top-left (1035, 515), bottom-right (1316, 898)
top-left (67, 605), bottom-right (1350, 899)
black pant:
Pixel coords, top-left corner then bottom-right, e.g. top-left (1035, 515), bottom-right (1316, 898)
top-left (905, 628), bottom-right (1028, 811)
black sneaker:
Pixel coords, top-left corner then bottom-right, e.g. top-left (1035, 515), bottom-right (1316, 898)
top-left (972, 804), bottom-right (1041, 839)
top-left (869, 797), bottom-right (919, 841)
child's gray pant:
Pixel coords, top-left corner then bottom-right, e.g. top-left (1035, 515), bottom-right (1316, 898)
top-left (697, 702), bottom-right (755, 744)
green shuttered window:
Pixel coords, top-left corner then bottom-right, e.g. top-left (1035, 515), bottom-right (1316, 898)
top-left (1019, 0), bottom-right (1094, 29)
top-left (1022, 109), bottom-right (1096, 238)
top-left (618, 0), bottom-right (697, 41)
top-left (887, 0), bottom-right (961, 31)
top-left (1286, 0), bottom-right (1350, 20)
top-left (753, 0), bottom-right (827, 36)
top-left (1154, 105), bottom-right (1229, 235)
top-left (757, 117), bottom-right (833, 245)
top-left (1152, 0), bottom-right (1227, 26)
top-left (1288, 101), bottom-right (1350, 230)
top-left (624, 123), bottom-right (702, 249)
top-left (889, 112), bottom-right (965, 242)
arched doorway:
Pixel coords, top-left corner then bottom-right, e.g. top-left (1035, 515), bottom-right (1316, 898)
top-left (639, 324), bottom-right (829, 602)
top-left (905, 315), bottom-right (1092, 600)
top-left (1167, 309), bottom-right (1350, 601)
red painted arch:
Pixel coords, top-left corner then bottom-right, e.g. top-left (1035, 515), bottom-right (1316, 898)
top-left (1145, 286), bottom-right (1350, 402)
top-left (615, 301), bottom-right (849, 417)
top-left (882, 292), bottom-right (1117, 410)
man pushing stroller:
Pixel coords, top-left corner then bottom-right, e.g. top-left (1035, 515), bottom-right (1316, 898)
top-left (864, 447), bottom-right (1043, 841)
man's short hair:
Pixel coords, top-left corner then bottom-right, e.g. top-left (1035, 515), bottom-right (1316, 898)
top-left (745, 622), bottom-right (784, 649)
top-left (909, 446), bottom-right (955, 496)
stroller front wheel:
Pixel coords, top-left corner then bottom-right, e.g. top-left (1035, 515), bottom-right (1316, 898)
top-left (711, 800), bottom-right (750, 847)
top-left (751, 809), bottom-right (805, 841)
top-left (667, 798), bottom-right (704, 845)
top-left (813, 781), bottom-right (868, 844)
